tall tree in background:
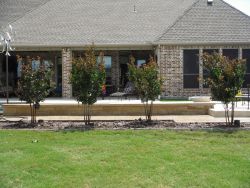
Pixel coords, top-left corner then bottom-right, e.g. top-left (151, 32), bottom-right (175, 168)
top-left (70, 46), bottom-right (105, 125)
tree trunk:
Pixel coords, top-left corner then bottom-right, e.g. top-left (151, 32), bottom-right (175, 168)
top-left (148, 101), bottom-right (153, 122)
top-left (30, 103), bottom-right (33, 123)
top-left (224, 103), bottom-right (230, 126)
top-left (231, 101), bottom-right (235, 126)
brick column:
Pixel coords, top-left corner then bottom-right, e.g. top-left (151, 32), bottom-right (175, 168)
top-left (62, 48), bottom-right (72, 98)
top-left (219, 48), bottom-right (223, 55)
top-left (239, 47), bottom-right (242, 59)
top-left (160, 46), bottom-right (183, 97)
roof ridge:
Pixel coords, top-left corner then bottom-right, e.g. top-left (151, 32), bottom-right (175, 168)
top-left (221, 0), bottom-right (250, 19)
top-left (6, 0), bottom-right (54, 28)
top-left (155, 0), bottom-right (200, 43)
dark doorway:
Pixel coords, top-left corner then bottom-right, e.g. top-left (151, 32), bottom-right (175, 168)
top-left (2, 54), bottom-right (18, 89)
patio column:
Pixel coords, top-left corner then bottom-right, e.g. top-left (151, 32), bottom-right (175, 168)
top-left (110, 51), bottom-right (120, 89)
top-left (62, 48), bottom-right (72, 98)
top-left (239, 47), bottom-right (242, 59)
top-left (199, 48), bottom-right (203, 90)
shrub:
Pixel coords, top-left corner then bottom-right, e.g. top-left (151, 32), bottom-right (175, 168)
top-left (16, 56), bottom-right (53, 123)
top-left (202, 52), bottom-right (246, 126)
top-left (128, 55), bottom-right (163, 121)
top-left (70, 47), bottom-right (105, 125)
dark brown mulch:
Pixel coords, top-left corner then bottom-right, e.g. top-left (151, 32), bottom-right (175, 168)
top-left (0, 119), bottom-right (250, 130)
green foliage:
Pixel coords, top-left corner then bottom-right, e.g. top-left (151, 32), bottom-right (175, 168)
top-left (128, 56), bottom-right (163, 121)
top-left (70, 47), bottom-right (105, 124)
top-left (202, 52), bottom-right (246, 125)
top-left (16, 56), bottom-right (53, 123)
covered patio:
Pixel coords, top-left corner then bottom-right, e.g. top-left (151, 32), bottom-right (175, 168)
top-left (0, 48), bottom-right (154, 99)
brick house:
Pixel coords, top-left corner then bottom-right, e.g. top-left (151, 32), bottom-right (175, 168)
top-left (0, 0), bottom-right (250, 98)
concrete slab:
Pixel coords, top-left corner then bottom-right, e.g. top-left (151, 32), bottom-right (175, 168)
top-left (210, 103), bottom-right (250, 117)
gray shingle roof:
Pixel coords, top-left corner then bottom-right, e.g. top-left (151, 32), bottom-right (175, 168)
top-left (4, 0), bottom-right (197, 47)
top-left (0, 0), bottom-right (51, 29)
top-left (157, 0), bottom-right (250, 45)
top-left (1, 0), bottom-right (250, 47)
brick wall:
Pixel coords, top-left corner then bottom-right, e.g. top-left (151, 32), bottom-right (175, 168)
top-left (62, 48), bottom-right (72, 98)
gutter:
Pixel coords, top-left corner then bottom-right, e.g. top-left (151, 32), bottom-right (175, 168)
top-left (153, 41), bottom-right (250, 46)
top-left (1, 43), bottom-right (155, 51)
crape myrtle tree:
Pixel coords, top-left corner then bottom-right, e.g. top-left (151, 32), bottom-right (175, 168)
top-left (70, 46), bottom-right (105, 125)
top-left (128, 55), bottom-right (163, 122)
top-left (16, 56), bottom-right (53, 123)
top-left (202, 52), bottom-right (246, 126)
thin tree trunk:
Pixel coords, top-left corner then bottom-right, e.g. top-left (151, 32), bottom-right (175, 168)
top-left (148, 101), bottom-right (153, 122)
top-left (34, 107), bottom-right (37, 123)
top-left (231, 101), bottom-right (235, 126)
top-left (143, 102), bottom-right (148, 121)
top-left (224, 103), bottom-right (230, 126)
top-left (30, 103), bottom-right (33, 123)
top-left (88, 105), bottom-right (92, 124)
top-left (145, 101), bottom-right (149, 121)
top-left (83, 104), bottom-right (87, 125)
top-left (87, 104), bottom-right (90, 125)
top-left (34, 107), bottom-right (36, 123)
top-left (32, 105), bottom-right (35, 123)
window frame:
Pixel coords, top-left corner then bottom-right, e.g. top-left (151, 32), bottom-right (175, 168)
top-left (242, 49), bottom-right (250, 88)
top-left (183, 49), bottom-right (200, 89)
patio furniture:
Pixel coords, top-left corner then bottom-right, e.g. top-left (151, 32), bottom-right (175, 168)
top-left (235, 85), bottom-right (250, 109)
top-left (110, 81), bottom-right (135, 100)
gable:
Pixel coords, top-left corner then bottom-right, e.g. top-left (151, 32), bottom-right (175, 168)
top-left (156, 0), bottom-right (250, 45)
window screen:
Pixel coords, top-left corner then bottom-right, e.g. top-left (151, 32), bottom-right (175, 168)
top-left (242, 49), bottom-right (250, 88)
top-left (183, 50), bottom-right (199, 88)
top-left (223, 49), bottom-right (238, 60)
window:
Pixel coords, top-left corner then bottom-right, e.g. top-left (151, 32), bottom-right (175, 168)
top-left (203, 49), bottom-right (219, 88)
top-left (183, 49), bottom-right (199, 88)
top-left (223, 49), bottom-right (238, 60)
top-left (243, 49), bottom-right (250, 88)
top-left (137, 60), bottom-right (146, 68)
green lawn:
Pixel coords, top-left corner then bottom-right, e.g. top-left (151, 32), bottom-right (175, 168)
top-left (0, 130), bottom-right (250, 188)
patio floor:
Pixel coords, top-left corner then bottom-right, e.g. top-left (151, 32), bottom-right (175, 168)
top-left (1, 98), bottom-right (250, 122)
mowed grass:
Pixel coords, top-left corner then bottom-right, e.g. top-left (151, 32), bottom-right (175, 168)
top-left (0, 130), bottom-right (250, 188)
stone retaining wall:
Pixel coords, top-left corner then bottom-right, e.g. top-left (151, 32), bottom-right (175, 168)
top-left (3, 102), bottom-right (215, 116)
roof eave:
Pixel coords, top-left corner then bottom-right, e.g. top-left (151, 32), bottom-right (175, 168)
top-left (0, 43), bottom-right (156, 51)
top-left (153, 41), bottom-right (250, 46)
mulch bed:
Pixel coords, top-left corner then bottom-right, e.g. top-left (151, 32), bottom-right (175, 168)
top-left (0, 119), bottom-right (250, 131)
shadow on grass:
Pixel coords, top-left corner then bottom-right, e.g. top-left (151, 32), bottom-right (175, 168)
top-left (202, 128), bottom-right (240, 134)
top-left (60, 125), bottom-right (95, 133)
